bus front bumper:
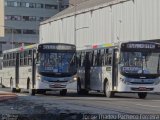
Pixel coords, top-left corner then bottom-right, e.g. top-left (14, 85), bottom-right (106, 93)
top-left (117, 81), bottom-right (160, 93)
top-left (35, 80), bottom-right (68, 90)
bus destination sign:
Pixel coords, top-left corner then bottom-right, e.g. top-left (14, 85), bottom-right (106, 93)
top-left (126, 44), bottom-right (155, 49)
top-left (38, 44), bottom-right (76, 52)
top-left (121, 42), bottom-right (160, 51)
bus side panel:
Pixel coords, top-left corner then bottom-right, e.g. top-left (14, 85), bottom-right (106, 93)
top-left (90, 66), bottom-right (103, 91)
top-left (102, 65), bottom-right (113, 91)
top-left (19, 66), bottom-right (32, 89)
top-left (1, 67), bottom-right (15, 88)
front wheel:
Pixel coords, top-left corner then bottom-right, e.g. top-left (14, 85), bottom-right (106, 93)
top-left (29, 89), bottom-right (36, 96)
top-left (104, 81), bottom-right (114, 98)
top-left (29, 82), bottom-right (35, 96)
top-left (60, 89), bottom-right (67, 96)
top-left (138, 92), bottom-right (147, 99)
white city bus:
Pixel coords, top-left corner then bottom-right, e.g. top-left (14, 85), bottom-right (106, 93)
top-left (76, 41), bottom-right (160, 99)
top-left (0, 43), bottom-right (76, 96)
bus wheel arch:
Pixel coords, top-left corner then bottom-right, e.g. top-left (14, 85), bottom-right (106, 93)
top-left (138, 92), bottom-right (147, 99)
top-left (104, 78), bottom-right (114, 98)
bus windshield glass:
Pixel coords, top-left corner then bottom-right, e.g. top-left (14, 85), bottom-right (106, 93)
top-left (120, 51), bottom-right (160, 76)
top-left (38, 52), bottom-right (76, 76)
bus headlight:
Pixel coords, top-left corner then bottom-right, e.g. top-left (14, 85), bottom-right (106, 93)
top-left (73, 77), bottom-right (77, 81)
top-left (37, 75), bottom-right (41, 81)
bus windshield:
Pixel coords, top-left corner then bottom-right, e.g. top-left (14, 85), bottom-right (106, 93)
top-left (38, 52), bottom-right (76, 77)
top-left (120, 51), bottom-right (160, 76)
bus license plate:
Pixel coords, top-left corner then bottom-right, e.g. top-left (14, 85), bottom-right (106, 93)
top-left (50, 84), bottom-right (61, 88)
top-left (138, 87), bottom-right (147, 91)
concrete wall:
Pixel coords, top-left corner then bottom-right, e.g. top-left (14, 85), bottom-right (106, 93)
top-left (0, 0), bottom-right (4, 37)
top-left (40, 0), bottom-right (160, 50)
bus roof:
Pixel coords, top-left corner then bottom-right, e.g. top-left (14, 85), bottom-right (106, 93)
top-left (3, 44), bottom-right (38, 54)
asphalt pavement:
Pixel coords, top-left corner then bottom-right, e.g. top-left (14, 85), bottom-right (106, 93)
top-left (0, 87), bottom-right (160, 120)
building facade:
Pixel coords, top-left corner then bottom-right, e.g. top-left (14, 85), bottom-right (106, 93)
top-left (40, 0), bottom-right (160, 50)
top-left (0, 0), bottom-right (69, 53)
top-left (0, 0), bottom-right (4, 38)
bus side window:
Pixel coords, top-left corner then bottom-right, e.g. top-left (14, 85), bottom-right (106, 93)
top-left (28, 50), bottom-right (33, 65)
top-left (97, 50), bottom-right (100, 66)
top-left (20, 52), bottom-right (24, 66)
top-left (108, 54), bottom-right (112, 65)
top-left (13, 53), bottom-right (16, 66)
top-left (76, 52), bottom-right (81, 67)
top-left (104, 49), bottom-right (112, 66)
top-left (24, 51), bottom-right (28, 66)
top-left (93, 50), bottom-right (97, 66)
top-left (7, 54), bottom-right (9, 67)
top-left (78, 53), bottom-right (81, 67)
top-left (10, 53), bottom-right (13, 66)
top-left (3, 54), bottom-right (6, 67)
top-left (100, 49), bottom-right (105, 66)
top-left (89, 52), bottom-right (93, 67)
top-left (81, 52), bottom-right (84, 67)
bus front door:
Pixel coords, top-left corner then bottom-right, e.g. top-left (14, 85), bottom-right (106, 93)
top-left (85, 52), bottom-right (90, 90)
top-left (112, 49), bottom-right (119, 91)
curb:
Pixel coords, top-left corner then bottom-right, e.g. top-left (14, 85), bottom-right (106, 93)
top-left (0, 93), bottom-right (17, 101)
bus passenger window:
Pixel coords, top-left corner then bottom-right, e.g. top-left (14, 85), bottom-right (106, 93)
top-left (105, 54), bottom-right (112, 65)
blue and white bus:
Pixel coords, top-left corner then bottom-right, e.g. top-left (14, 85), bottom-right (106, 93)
top-left (76, 41), bottom-right (160, 99)
top-left (0, 43), bottom-right (77, 96)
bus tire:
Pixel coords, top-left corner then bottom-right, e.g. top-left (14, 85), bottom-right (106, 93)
top-left (16, 88), bottom-right (21, 93)
top-left (29, 82), bottom-right (35, 96)
top-left (82, 89), bottom-right (89, 95)
top-left (104, 81), bottom-right (114, 98)
top-left (37, 90), bottom-right (46, 94)
top-left (29, 89), bottom-right (36, 96)
top-left (60, 89), bottom-right (67, 96)
top-left (77, 80), bottom-right (83, 95)
top-left (138, 92), bottom-right (147, 99)
top-left (11, 88), bottom-right (16, 93)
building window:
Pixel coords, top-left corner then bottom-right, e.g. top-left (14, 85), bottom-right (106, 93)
top-left (6, 1), bottom-right (15, 7)
top-left (6, 1), bottom-right (59, 10)
top-left (29, 16), bottom-right (36, 21)
top-left (5, 29), bottom-right (22, 34)
top-left (29, 3), bottom-right (36, 8)
top-left (26, 3), bottom-right (29, 7)
top-left (21, 2), bottom-right (26, 7)
top-left (5, 1), bottom-right (7, 6)
top-left (5, 15), bottom-right (21, 21)
top-left (23, 16), bottom-right (36, 21)
top-left (36, 3), bottom-right (44, 8)
top-left (23, 30), bottom-right (37, 34)
top-left (23, 16), bottom-right (29, 21)
top-left (37, 17), bottom-right (44, 21)
top-left (45, 4), bottom-right (58, 9)
top-left (14, 2), bottom-right (21, 7)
